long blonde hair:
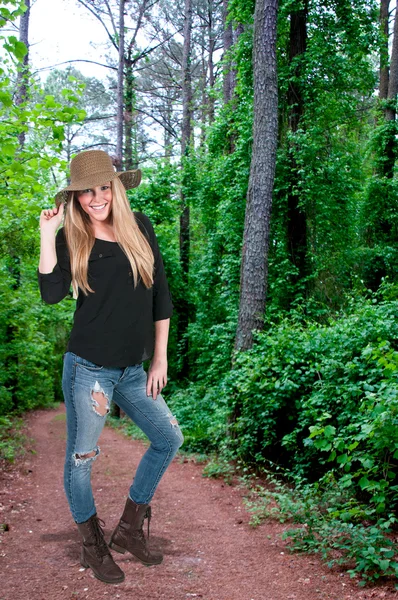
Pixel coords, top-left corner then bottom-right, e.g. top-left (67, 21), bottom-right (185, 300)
top-left (64, 177), bottom-right (154, 297)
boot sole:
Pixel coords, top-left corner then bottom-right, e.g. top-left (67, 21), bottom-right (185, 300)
top-left (80, 559), bottom-right (125, 584)
top-left (109, 540), bottom-right (163, 566)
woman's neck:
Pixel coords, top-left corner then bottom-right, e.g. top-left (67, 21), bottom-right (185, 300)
top-left (91, 222), bottom-right (116, 242)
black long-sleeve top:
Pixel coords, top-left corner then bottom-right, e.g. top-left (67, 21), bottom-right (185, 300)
top-left (37, 212), bottom-right (173, 367)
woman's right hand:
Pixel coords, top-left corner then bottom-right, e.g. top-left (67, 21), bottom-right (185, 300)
top-left (39, 202), bottom-right (64, 236)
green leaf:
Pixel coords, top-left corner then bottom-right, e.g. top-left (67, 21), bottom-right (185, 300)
top-left (0, 90), bottom-right (12, 106)
top-left (45, 95), bottom-right (56, 108)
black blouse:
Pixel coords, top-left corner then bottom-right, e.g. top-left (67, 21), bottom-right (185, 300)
top-left (37, 212), bottom-right (173, 367)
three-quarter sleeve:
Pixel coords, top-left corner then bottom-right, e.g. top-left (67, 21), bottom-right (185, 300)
top-left (37, 227), bottom-right (72, 304)
top-left (135, 212), bottom-right (174, 321)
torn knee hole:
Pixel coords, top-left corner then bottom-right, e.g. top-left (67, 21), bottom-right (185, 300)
top-left (91, 381), bottom-right (110, 417)
top-left (76, 450), bottom-right (97, 459)
top-left (73, 446), bottom-right (100, 466)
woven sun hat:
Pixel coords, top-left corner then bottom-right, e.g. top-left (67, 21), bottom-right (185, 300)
top-left (55, 150), bottom-right (142, 206)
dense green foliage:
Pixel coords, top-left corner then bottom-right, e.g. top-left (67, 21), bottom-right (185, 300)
top-left (0, 1), bottom-right (84, 415)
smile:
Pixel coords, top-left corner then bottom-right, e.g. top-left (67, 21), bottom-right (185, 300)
top-left (89, 203), bottom-right (107, 211)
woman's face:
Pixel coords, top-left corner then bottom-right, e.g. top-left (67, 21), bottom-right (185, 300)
top-left (76, 183), bottom-right (113, 224)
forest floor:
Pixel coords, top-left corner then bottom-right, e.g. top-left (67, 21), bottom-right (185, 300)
top-left (1, 405), bottom-right (397, 600)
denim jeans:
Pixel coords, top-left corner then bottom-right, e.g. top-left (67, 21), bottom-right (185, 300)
top-left (62, 351), bottom-right (184, 524)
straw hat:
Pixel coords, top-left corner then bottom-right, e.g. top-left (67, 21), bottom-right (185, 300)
top-left (55, 150), bottom-right (142, 206)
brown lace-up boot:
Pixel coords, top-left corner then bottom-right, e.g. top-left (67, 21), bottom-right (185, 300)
top-left (109, 497), bottom-right (163, 565)
top-left (77, 514), bottom-right (125, 584)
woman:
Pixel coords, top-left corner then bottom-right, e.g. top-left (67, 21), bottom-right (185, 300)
top-left (38, 150), bottom-right (183, 584)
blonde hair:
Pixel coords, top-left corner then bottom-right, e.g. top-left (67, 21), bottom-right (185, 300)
top-left (64, 177), bottom-right (154, 298)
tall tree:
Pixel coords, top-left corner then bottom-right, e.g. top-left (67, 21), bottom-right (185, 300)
top-left (222, 0), bottom-right (234, 104)
top-left (234, 0), bottom-right (278, 351)
top-left (15, 0), bottom-right (30, 148)
top-left (379, 0), bottom-right (389, 99)
top-left (76, 0), bottom-right (164, 167)
top-left (179, 0), bottom-right (193, 377)
top-left (286, 2), bottom-right (308, 288)
top-left (116, 0), bottom-right (126, 169)
top-left (380, 2), bottom-right (398, 178)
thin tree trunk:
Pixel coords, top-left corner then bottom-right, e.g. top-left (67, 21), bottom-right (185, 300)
top-left (181, 0), bottom-right (193, 158)
top-left (164, 96), bottom-right (173, 161)
top-left (222, 1), bottom-right (243, 153)
top-left (207, 0), bottom-right (215, 122)
top-left (15, 0), bottom-right (30, 148)
top-left (178, 0), bottom-right (193, 379)
top-left (200, 35), bottom-right (207, 146)
top-left (286, 5), bottom-right (308, 286)
top-left (382, 3), bottom-right (398, 178)
top-left (234, 0), bottom-right (278, 352)
top-left (116, 0), bottom-right (125, 170)
top-left (386, 5), bottom-right (398, 121)
top-left (379, 0), bottom-right (390, 99)
top-left (125, 53), bottom-right (138, 170)
top-left (222, 0), bottom-right (234, 103)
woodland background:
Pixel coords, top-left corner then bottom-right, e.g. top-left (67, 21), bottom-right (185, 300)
top-left (0, 0), bottom-right (398, 586)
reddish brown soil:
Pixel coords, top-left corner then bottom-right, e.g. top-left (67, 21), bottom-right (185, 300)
top-left (0, 406), bottom-right (397, 600)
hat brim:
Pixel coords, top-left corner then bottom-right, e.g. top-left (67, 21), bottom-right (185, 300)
top-left (55, 169), bottom-right (142, 207)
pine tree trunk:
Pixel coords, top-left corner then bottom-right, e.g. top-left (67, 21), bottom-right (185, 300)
top-left (234, 0), bottom-right (278, 352)
top-left (222, 0), bottom-right (234, 103)
top-left (286, 5), bottom-right (308, 287)
top-left (15, 0), bottom-right (30, 148)
top-left (382, 2), bottom-right (398, 178)
top-left (178, 0), bottom-right (193, 379)
top-left (386, 5), bottom-right (398, 121)
top-left (124, 53), bottom-right (138, 170)
top-left (207, 0), bottom-right (215, 122)
top-left (379, 0), bottom-right (389, 99)
top-left (164, 96), bottom-right (173, 160)
top-left (116, 0), bottom-right (125, 170)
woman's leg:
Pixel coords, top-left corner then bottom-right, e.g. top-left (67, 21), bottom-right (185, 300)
top-left (110, 363), bottom-right (183, 564)
top-left (62, 352), bottom-right (120, 523)
top-left (112, 363), bottom-right (184, 504)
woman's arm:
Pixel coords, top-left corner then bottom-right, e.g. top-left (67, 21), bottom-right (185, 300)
top-left (38, 204), bottom-right (72, 304)
top-left (39, 204), bottom-right (64, 273)
top-left (146, 318), bottom-right (170, 400)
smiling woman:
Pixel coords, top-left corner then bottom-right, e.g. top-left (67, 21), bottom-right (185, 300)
top-left (37, 149), bottom-right (183, 585)
top-left (76, 183), bottom-right (113, 224)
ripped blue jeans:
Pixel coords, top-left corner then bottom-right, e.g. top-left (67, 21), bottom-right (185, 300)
top-left (62, 351), bottom-right (184, 524)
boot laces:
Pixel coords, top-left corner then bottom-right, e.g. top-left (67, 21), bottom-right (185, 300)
top-left (144, 505), bottom-right (151, 539)
top-left (137, 506), bottom-right (151, 541)
top-left (91, 516), bottom-right (110, 558)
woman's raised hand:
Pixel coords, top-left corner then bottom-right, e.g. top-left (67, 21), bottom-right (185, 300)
top-left (40, 202), bottom-right (64, 236)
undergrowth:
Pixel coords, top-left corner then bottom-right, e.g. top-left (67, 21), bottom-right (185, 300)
top-left (242, 470), bottom-right (398, 587)
top-left (0, 414), bottom-right (29, 462)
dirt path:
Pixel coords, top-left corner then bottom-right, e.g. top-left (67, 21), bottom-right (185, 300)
top-left (0, 406), bottom-right (396, 600)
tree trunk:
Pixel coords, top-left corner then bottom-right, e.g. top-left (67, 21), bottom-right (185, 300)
top-left (178, 0), bottom-right (193, 379)
top-left (386, 4), bottom-right (398, 121)
top-left (124, 53), bottom-right (138, 170)
top-left (286, 5), bottom-right (308, 286)
top-left (116, 0), bottom-right (125, 170)
top-left (200, 34), bottom-right (207, 146)
top-left (222, 0), bottom-right (234, 104)
top-left (181, 0), bottom-right (193, 159)
top-left (382, 3), bottom-right (398, 178)
top-left (15, 0), bottom-right (30, 148)
top-left (207, 0), bottom-right (215, 122)
top-left (234, 0), bottom-right (278, 352)
top-left (379, 0), bottom-right (389, 99)
top-left (164, 96), bottom-right (173, 161)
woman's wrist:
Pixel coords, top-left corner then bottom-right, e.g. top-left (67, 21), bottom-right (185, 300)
top-left (152, 348), bottom-right (168, 360)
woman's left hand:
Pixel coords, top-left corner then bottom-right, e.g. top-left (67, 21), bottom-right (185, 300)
top-left (146, 357), bottom-right (168, 400)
